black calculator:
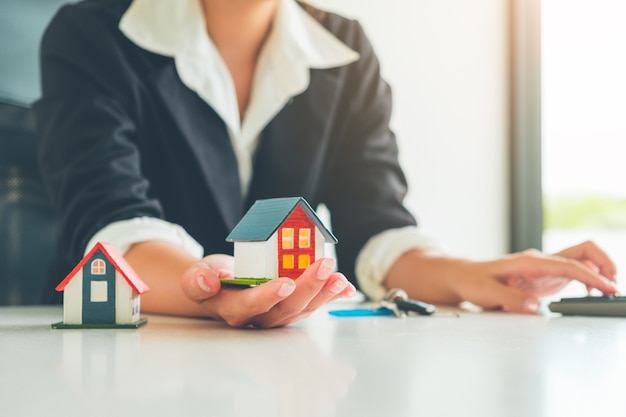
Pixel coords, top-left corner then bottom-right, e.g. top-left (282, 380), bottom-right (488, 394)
top-left (549, 295), bottom-right (626, 317)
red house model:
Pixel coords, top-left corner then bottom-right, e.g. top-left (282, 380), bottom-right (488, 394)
top-left (52, 242), bottom-right (149, 329)
top-left (224, 197), bottom-right (337, 285)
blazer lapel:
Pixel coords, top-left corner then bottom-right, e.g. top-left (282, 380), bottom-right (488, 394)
top-left (247, 69), bottom-right (343, 209)
top-left (150, 63), bottom-right (244, 229)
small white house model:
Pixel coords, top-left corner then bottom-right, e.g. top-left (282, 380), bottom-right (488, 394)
top-left (224, 197), bottom-right (337, 285)
top-left (52, 242), bottom-right (149, 329)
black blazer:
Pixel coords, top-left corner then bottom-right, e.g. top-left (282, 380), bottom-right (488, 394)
top-left (34, 0), bottom-right (416, 299)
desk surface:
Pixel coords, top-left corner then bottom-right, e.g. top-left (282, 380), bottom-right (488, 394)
top-left (2, 305), bottom-right (626, 417)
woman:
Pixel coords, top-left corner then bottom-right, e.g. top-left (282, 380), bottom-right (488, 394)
top-left (35, 0), bottom-right (618, 327)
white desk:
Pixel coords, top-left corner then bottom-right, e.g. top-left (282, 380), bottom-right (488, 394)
top-left (2, 305), bottom-right (626, 417)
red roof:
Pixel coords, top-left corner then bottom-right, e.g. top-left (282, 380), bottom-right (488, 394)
top-left (55, 242), bottom-right (150, 294)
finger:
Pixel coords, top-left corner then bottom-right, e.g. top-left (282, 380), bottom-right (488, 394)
top-left (582, 262), bottom-right (596, 295)
top-left (301, 273), bottom-right (356, 312)
top-left (199, 254), bottom-right (235, 279)
top-left (554, 241), bottom-right (617, 282)
top-left (268, 273), bottom-right (357, 328)
top-left (469, 280), bottom-right (541, 314)
top-left (502, 252), bottom-right (619, 295)
top-left (505, 275), bottom-right (571, 297)
top-left (180, 261), bottom-right (223, 302)
top-left (216, 278), bottom-right (297, 327)
top-left (329, 277), bottom-right (358, 300)
top-left (543, 256), bottom-right (617, 294)
top-left (248, 258), bottom-right (337, 328)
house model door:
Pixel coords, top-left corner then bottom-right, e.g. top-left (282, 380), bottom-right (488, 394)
top-left (82, 251), bottom-right (116, 324)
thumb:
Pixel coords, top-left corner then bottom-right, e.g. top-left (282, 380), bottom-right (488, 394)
top-left (180, 261), bottom-right (222, 303)
top-left (473, 282), bottom-right (540, 314)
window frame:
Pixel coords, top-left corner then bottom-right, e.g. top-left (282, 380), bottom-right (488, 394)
top-left (91, 259), bottom-right (106, 275)
top-left (510, 0), bottom-right (544, 252)
top-left (281, 228), bottom-right (294, 250)
top-left (298, 228), bottom-right (311, 249)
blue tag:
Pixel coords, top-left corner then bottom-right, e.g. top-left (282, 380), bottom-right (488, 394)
top-left (328, 307), bottom-right (394, 317)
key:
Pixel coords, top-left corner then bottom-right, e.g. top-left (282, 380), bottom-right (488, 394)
top-left (328, 289), bottom-right (437, 318)
top-left (383, 288), bottom-right (436, 316)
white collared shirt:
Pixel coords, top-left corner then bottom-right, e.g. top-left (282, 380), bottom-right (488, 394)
top-left (86, 0), bottom-right (439, 300)
top-left (119, 0), bottom-right (359, 196)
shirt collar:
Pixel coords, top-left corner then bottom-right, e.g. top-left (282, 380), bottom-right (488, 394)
top-left (119, 0), bottom-right (359, 133)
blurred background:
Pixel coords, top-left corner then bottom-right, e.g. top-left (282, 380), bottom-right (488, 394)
top-left (311, 0), bottom-right (511, 260)
top-left (541, 0), bottom-right (626, 294)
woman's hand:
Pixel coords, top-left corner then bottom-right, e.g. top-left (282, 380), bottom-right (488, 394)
top-left (386, 240), bottom-right (618, 315)
top-left (456, 241), bottom-right (618, 313)
top-left (180, 255), bottom-right (356, 328)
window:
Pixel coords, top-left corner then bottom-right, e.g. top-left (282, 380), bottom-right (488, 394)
top-left (90, 281), bottom-right (108, 302)
top-left (541, 0), bottom-right (626, 294)
top-left (281, 228), bottom-right (294, 249)
top-left (91, 259), bottom-right (106, 275)
top-left (298, 255), bottom-right (310, 269)
top-left (282, 255), bottom-right (294, 269)
top-left (298, 228), bottom-right (311, 248)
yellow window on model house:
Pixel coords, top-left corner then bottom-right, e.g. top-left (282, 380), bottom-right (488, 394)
top-left (282, 228), bottom-right (294, 249)
top-left (299, 228), bottom-right (311, 248)
top-left (298, 254), bottom-right (310, 269)
top-left (283, 254), bottom-right (294, 269)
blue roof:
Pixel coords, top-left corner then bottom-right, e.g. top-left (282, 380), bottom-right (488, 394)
top-left (226, 197), bottom-right (337, 243)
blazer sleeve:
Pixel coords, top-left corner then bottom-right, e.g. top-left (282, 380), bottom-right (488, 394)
top-left (34, 5), bottom-right (163, 269)
top-left (319, 19), bottom-right (418, 285)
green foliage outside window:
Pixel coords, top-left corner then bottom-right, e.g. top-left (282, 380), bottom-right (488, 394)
top-left (544, 195), bottom-right (626, 229)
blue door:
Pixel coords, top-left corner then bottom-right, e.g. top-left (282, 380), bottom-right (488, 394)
top-left (82, 251), bottom-right (116, 324)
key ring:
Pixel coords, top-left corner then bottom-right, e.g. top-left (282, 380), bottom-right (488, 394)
top-left (382, 288), bottom-right (437, 317)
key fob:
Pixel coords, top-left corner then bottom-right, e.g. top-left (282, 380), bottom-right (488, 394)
top-left (384, 288), bottom-right (437, 316)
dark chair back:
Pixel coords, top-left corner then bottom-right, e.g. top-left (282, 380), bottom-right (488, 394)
top-left (0, 0), bottom-right (76, 304)
top-left (0, 100), bottom-right (57, 304)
